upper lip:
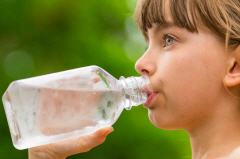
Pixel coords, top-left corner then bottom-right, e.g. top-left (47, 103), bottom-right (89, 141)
top-left (141, 80), bottom-right (160, 107)
top-left (140, 76), bottom-right (159, 98)
top-left (142, 85), bottom-right (159, 97)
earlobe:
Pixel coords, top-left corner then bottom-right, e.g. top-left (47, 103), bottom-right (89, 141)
top-left (223, 60), bottom-right (240, 87)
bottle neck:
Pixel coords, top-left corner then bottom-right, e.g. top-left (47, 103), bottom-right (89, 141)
top-left (118, 76), bottom-right (149, 110)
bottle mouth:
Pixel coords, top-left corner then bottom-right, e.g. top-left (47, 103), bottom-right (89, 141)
top-left (119, 75), bottom-right (152, 110)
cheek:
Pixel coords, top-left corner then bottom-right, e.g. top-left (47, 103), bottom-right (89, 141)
top-left (167, 58), bottom-right (214, 104)
top-left (152, 49), bottom-right (225, 127)
top-left (162, 53), bottom-right (216, 94)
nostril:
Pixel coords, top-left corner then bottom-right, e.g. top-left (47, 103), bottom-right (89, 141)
top-left (135, 60), bottom-right (153, 76)
top-left (141, 69), bottom-right (149, 75)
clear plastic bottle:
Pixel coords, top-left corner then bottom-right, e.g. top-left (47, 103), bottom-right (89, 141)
top-left (2, 65), bottom-right (150, 150)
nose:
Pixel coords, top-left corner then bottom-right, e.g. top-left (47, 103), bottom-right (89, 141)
top-left (135, 51), bottom-right (156, 76)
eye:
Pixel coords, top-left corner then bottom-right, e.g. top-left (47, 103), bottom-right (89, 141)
top-left (162, 34), bottom-right (177, 48)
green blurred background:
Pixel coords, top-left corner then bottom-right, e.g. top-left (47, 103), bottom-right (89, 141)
top-left (0, 0), bottom-right (191, 158)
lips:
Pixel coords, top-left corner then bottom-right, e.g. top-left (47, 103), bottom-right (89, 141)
top-left (144, 91), bottom-right (158, 107)
top-left (142, 85), bottom-right (159, 108)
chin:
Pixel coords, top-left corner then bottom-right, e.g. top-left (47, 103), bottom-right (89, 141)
top-left (148, 111), bottom-right (182, 130)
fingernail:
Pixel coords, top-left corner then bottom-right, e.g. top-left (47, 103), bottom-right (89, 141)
top-left (109, 127), bottom-right (114, 132)
top-left (103, 127), bottom-right (114, 136)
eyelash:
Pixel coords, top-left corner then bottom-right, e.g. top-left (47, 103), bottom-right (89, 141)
top-left (162, 34), bottom-right (177, 48)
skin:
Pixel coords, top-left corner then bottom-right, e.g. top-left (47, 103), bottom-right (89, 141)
top-left (134, 9), bottom-right (240, 159)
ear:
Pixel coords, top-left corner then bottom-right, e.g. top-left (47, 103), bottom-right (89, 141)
top-left (223, 46), bottom-right (240, 87)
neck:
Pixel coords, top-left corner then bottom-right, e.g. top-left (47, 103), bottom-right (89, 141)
top-left (188, 98), bottom-right (240, 159)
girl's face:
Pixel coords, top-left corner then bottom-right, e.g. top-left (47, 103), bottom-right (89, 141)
top-left (135, 22), bottom-right (229, 131)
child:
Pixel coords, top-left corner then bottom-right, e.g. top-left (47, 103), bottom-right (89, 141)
top-left (28, 0), bottom-right (240, 159)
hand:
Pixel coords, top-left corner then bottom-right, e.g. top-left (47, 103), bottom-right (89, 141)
top-left (28, 126), bottom-right (113, 159)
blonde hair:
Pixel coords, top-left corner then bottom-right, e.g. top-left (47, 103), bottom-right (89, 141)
top-left (135, 0), bottom-right (240, 49)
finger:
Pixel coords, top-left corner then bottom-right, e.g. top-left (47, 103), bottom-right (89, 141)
top-left (90, 72), bottom-right (101, 83)
top-left (91, 76), bottom-right (101, 83)
top-left (60, 126), bottom-right (114, 155)
top-left (78, 126), bottom-right (114, 148)
top-left (93, 126), bottom-right (114, 138)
